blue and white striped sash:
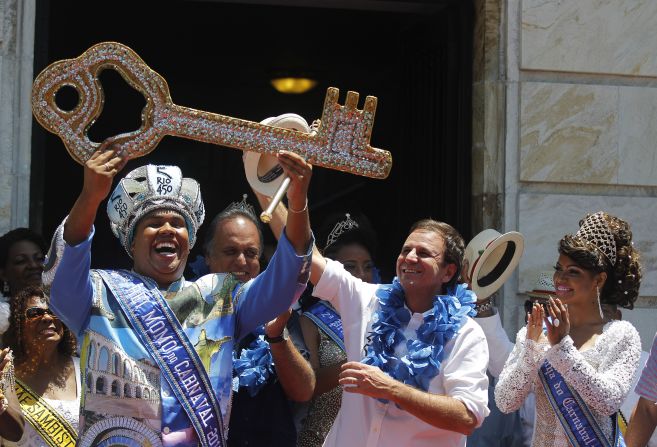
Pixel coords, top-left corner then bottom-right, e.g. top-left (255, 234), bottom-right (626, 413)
top-left (303, 301), bottom-right (345, 352)
top-left (539, 361), bottom-right (624, 447)
top-left (98, 269), bottom-right (226, 447)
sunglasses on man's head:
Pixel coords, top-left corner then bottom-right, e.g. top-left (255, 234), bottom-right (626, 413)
top-left (25, 307), bottom-right (58, 320)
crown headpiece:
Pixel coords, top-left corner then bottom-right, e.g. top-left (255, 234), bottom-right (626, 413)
top-left (325, 213), bottom-right (359, 250)
top-left (107, 165), bottom-right (205, 257)
top-left (575, 211), bottom-right (617, 266)
top-left (222, 194), bottom-right (258, 222)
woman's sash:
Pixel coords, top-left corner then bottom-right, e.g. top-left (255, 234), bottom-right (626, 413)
top-left (15, 379), bottom-right (77, 447)
top-left (539, 360), bottom-right (625, 447)
top-left (303, 301), bottom-right (345, 352)
top-left (98, 269), bottom-right (226, 447)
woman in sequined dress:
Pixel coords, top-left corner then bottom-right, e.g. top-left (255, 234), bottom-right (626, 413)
top-left (296, 212), bottom-right (379, 447)
top-left (1, 286), bottom-right (79, 447)
top-left (495, 212), bottom-right (642, 447)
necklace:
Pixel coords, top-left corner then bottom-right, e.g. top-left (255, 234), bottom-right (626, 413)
top-left (362, 279), bottom-right (476, 393)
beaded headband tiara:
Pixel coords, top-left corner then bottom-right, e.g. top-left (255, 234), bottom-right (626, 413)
top-left (575, 211), bottom-right (617, 266)
top-left (325, 213), bottom-right (359, 251)
top-left (222, 194), bottom-right (258, 222)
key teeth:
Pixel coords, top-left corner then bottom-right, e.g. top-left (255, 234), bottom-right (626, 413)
top-left (364, 96), bottom-right (377, 114)
top-left (325, 87), bottom-right (340, 105)
top-left (345, 91), bottom-right (360, 110)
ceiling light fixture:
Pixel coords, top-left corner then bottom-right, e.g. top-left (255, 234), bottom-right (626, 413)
top-left (270, 77), bottom-right (318, 94)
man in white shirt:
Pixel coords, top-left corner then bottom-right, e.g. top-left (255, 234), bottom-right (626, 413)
top-left (311, 219), bottom-right (489, 447)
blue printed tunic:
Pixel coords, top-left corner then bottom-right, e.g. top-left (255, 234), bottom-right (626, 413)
top-left (43, 222), bottom-right (311, 447)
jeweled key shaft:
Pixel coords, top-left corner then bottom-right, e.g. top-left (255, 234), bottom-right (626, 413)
top-left (31, 41), bottom-right (392, 179)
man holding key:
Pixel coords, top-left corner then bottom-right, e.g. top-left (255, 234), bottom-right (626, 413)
top-left (256, 189), bottom-right (490, 447)
top-left (43, 146), bottom-right (313, 447)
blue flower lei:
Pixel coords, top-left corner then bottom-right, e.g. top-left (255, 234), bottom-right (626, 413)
top-left (361, 279), bottom-right (476, 394)
top-left (232, 325), bottom-right (274, 397)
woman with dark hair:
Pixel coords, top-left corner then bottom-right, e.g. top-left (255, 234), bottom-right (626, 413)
top-left (2, 285), bottom-right (79, 446)
top-left (0, 228), bottom-right (47, 338)
top-left (296, 212), bottom-right (379, 447)
top-left (496, 212), bottom-right (642, 446)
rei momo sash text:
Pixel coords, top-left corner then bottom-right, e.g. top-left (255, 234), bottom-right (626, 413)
top-left (539, 361), bottom-right (625, 447)
top-left (304, 301), bottom-right (345, 352)
top-left (98, 269), bottom-right (226, 447)
top-left (15, 379), bottom-right (77, 447)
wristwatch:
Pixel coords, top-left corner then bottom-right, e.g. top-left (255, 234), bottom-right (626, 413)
top-left (264, 327), bottom-right (289, 344)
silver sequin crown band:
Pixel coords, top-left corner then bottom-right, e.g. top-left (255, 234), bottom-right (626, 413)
top-left (575, 211), bottom-right (617, 266)
top-left (325, 213), bottom-right (359, 250)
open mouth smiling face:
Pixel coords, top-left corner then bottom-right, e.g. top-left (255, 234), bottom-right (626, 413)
top-left (131, 210), bottom-right (190, 287)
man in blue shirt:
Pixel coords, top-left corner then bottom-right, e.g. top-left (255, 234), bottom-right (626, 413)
top-left (43, 147), bottom-right (313, 447)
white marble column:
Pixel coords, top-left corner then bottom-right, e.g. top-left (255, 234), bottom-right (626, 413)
top-left (0, 0), bottom-right (36, 234)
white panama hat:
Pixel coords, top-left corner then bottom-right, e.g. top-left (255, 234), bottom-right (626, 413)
top-left (525, 270), bottom-right (556, 301)
top-left (462, 229), bottom-right (524, 300)
top-left (243, 113), bottom-right (311, 197)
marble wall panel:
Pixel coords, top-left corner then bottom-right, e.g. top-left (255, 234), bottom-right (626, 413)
top-left (618, 86), bottom-right (657, 185)
top-left (520, 82), bottom-right (657, 186)
top-left (521, 0), bottom-right (657, 76)
top-left (520, 82), bottom-right (619, 184)
top-left (518, 193), bottom-right (657, 296)
top-left (624, 307), bottom-right (657, 352)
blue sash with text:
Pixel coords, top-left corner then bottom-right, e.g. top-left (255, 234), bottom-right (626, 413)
top-left (539, 361), bottom-right (624, 447)
top-left (98, 270), bottom-right (226, 447)
top-left (304, 301), bottom-right (345, 352)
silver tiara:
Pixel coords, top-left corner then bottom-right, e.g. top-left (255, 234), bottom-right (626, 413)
top-left (325, 213), bottom-right (359, 250)
top-left (223, 194), bottom-right (258, 221)
top-left (575, 211), bottom-right (617, 266)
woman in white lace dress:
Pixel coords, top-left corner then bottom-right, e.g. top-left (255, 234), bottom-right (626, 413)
top-left (1, 286), bottom-right (79, 447)
top-left (495, 212), bottom-right (642, 447)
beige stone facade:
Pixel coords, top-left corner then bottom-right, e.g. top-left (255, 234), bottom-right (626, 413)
top-left (474, 0), bottom-right (657, 349)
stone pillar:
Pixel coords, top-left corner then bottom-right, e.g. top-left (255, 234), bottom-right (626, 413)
top-left (0, 0), bottom-right (36, 234)
top-left (472, 0), bottom-right (505, 234)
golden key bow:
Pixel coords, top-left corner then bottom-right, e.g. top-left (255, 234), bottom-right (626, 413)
top-left (31, 41), bottom-right (392, 179)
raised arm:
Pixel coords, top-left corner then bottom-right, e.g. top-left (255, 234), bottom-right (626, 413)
top-left (252, 175), bottom-right (326, 285)
top-left (234, 151), bottom-right (314, 338)
top-left (275, 151), bottom-right (312, 256)
top-left (64, 147), bottom-right (127, 245)
top-left (474, 307), bottom-right (515, 377)
top-left (44, 147), bottom-right (127, 334)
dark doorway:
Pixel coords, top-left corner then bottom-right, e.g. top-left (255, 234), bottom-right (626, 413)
top-left (31, 0), bottom-right (472, 280)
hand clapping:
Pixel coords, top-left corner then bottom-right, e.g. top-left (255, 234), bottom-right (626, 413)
top-left (545, 297), bottom-right (570, 345)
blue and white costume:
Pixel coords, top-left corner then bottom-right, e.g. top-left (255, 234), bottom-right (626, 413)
top-left (43, 164), bottom-right (312, 447)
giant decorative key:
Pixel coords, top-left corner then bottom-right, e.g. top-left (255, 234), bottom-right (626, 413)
top-left (31, 41), bottom-right (392, 179)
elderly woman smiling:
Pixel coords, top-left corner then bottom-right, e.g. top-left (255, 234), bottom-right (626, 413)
top-left (2, 286), bottom-right (79, 447)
